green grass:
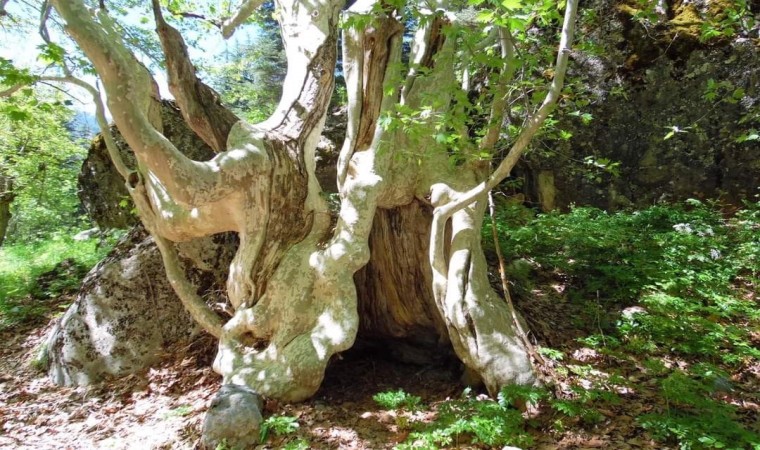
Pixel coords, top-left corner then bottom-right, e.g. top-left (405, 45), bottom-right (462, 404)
top-left (0, 234), bottom-right (111, 329)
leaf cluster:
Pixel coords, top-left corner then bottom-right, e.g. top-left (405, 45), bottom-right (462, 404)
top-left (0, 91), bottom-right (91, 243)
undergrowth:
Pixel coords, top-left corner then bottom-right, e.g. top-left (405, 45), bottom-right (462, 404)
top-left (0, 233), bottom-right (112, 329)
top-left (387, 200), bottom-right (759, 450)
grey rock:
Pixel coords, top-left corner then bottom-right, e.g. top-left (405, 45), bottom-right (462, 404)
top-left (73, 228), bottom-right (100, 241)
top-left (44, 100), bottom-right (238, 387)
top-left (45, 227), bottom-right (235, 386)
top-left (518, 0), bottom-right (760, 210)
top-left (202, 384), bottom-right (264, 450)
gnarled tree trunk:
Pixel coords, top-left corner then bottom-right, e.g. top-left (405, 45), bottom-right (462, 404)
top-left (49, 0), bottom-right (577, 402)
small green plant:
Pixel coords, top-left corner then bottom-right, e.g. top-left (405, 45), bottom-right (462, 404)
top-left (537, 346), bottom-right (564, 361)
top-left (699, 0), bottom-right (755, 43)
top-left (373, 389), bottom-right (422, 411)
top-left (162, 405), bottom-right (193, 419)
top-left (396, 387), bottom-right (535, 450)
top-left (490, 199), bottom-right (760, 450)
top-left (282, 439), bottom-right (310, 450)
top-left (638, 370), bottom-right (760, 450)
top-left (259, 414), bottom-right (300, 443)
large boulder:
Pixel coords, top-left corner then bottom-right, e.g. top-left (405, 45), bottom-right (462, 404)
top-left (43, 101), bottom-right (239, 386)
top-left (44, 227), bottom-right (235, 386)
top-left (518, 0), bottom-right (760, 210)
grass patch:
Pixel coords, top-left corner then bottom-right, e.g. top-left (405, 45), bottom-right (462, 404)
top-left (0, 234), bottom-right (112, 329)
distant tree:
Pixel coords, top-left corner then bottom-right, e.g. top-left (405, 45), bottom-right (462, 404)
top-left (205, 26), bottom-right (286, 122)
top-left (0, 92), bottom-right (86, 244)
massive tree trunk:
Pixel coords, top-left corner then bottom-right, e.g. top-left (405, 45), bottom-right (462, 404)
top-left (49, 0), bottom-right (576, 401)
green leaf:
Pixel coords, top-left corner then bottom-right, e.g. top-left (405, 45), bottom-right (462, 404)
top-left (736, 131), bottom-right (759, 143)
top-left (0, 58), bottom-right (37, 87)
top-left (501, 0), bottom-right (523, 9)
top-left (476, 10), bottom-right (495, 22)
top-left (37, 43), bottom-right (66, 64)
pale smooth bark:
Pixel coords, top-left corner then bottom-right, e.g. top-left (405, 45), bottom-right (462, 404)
top-left (49, 0), bottom-right (579, 401)
top-left (427, 0), bottom-right (579, 393)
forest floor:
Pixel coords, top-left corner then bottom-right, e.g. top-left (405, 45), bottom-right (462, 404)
top-left (0, 281), bottom-right (757, 449)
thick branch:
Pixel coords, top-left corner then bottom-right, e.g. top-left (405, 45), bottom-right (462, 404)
top-left (152, 0), bottom-right (239, 153)
top-left (479, 27), bottom-right (517, 153)
top-left (431, 0), bottom-right (578, 263)
top-left (337, 3), bottom-right (404, 192)
top-left (221, 0), bottom-right (265, 39)
top-left (131, 182), bottom-right (224, 338)
top-left (51, 0), bottom-right (259, 212)
top-left (427, 0), bottom-right (578, 392)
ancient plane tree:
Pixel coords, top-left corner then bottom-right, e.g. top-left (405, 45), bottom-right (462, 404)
top-left (40, 0), bottom-right (577, 402)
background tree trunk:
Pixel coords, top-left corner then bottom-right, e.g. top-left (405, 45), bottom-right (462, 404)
top-left (0, 174), bottom-right (13, 246)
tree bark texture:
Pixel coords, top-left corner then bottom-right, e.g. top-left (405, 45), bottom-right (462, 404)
top-left (50, 0), bottom-right (577, 401)
top-left (0, 174), bottom-right (12, 246)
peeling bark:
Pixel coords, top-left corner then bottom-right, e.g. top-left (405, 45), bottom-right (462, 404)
top-left (152, 1), bottom-right (239, 153)
top-left (50, 0), bottom-right (578, 402)
top-left (355, 201), bottom-right (447, 345)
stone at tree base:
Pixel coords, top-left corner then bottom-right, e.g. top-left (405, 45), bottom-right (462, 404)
top-left (201, 384), bottom-right (264, 450)
top-left (44, 227), bottom-right (234, 386)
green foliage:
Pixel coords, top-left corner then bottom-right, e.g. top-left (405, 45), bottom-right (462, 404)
top-left (259, 414), bottom-right (300, 443)
top-left (373, 389), bottom-right (422, 411)
top-left (0, 91), bottom-right (90, 243)
top-left (639, 369), bottom-right (760, 450)
top-left (491, 200), bottom-right (760, 449)
top-left (701, 77), bottom-right (759, 145)
top-left (550, 385), bottom-right (619, 425)
top-left (204, 7), bottom-right (285, 123)
top-left (0, 235), bottom-right (111, 329)
top-left (699, 0), bottom-right (755, 43)
top-left (0, 58), bottom-right (37, 89)
top-left (537, 346), bottom-right (564, 361)
top-left (397, 388), bottom-right (533, 450)
top-left (282, 439), bottom-right (310, 450)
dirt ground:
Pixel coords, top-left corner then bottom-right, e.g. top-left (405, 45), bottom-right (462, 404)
top-left (1, 289), bottom-right (756, 449)
top-left (0, 314), bottom-right (460, 449)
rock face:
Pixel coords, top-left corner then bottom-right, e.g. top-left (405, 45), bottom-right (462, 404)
top-left (45, 226), bottom-right (236, 386)
top-left (201, 384), bottom-right (264, 450)
top-left (44, 101), bottom-right (238, 386)
top-left (519, 0), bottom-right (760, 210)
